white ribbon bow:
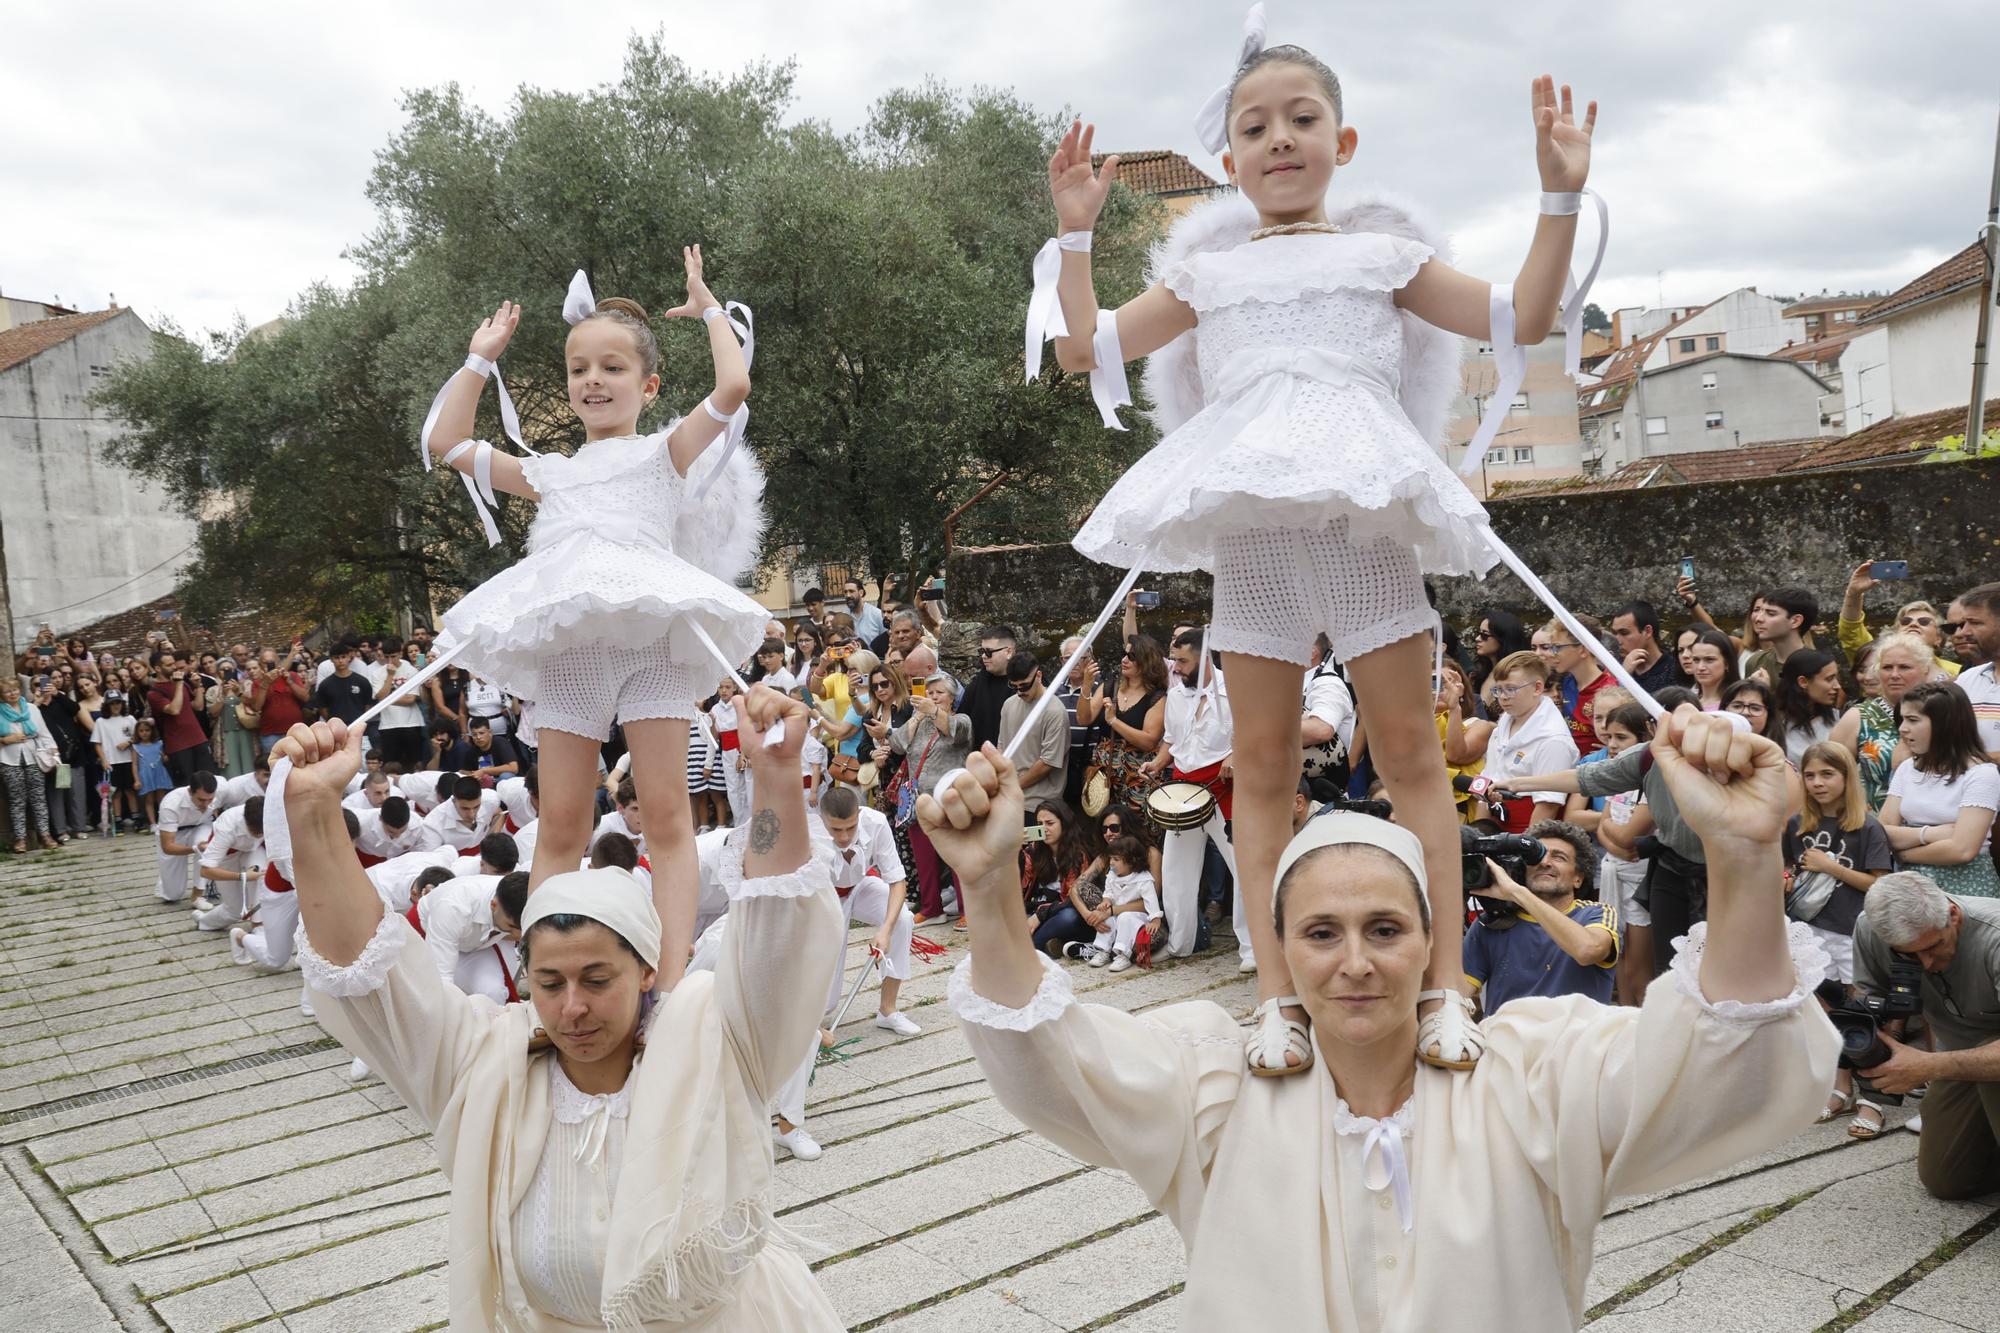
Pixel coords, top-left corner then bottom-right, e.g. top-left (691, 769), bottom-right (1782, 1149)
top-left (1193, 4), bottom-right (1269, 156)
top-left (418, 340), bottom-right (530, 548)
top-left (1024, 234), bottom-right (1130, 430)
top-left (562, 268), bottom-right (597, 325)
top-left (1360, 1117), bottom-right (1416, 1236)
top-left (1458, 188), bottom-right (1609, 478)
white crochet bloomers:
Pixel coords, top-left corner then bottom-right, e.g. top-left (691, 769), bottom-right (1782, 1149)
top-left (1073, 231), bottom-right (1499, 667)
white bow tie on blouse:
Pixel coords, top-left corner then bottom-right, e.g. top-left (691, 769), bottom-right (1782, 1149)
top-left (1334, 1096), bottom-right (1416, 1235)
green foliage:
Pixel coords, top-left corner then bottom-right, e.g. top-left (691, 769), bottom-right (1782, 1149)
top-left (1581, 302), bottom-right (1610, 335)
top-left (1921, 428), bottom-right (2000, 463)
top-left (96, 32), bottom-right (1163, 623)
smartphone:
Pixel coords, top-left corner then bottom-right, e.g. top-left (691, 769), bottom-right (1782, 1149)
top-left (1133, 590), bottom-right (1162, 610)
top-left (34, 645), bottom-right (55, 657)
top-left (1871, 560), bottom-right (1910, 581)
top-left (1020, 825), bottom-right (1047, 844)
top-left (910, 677), bottom-right (929, 699)
top-left (917, 587), bottom-right (944, 603)
top-left (1678, 556), bottom-right (1696, 583)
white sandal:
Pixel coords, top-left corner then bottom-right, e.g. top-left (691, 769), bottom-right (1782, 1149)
top-left (1416, 989), bottom-right (1484, 1071)
top-left (1246, 995), bottom-right (1313, 1078)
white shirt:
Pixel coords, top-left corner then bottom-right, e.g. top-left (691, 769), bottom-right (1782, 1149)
top-left (1302, 666), bottom-right (1357, 755)
top-left (593, 809), bottom-right (644, 858)
top-left (354, 806), bottom-right (442, 860)
top-left (199, 805), bottom-right (264, 873)
top-left (90, 713), bottom-right (137, 764)
top-left (495, 775), bottom-right (536, 827)
top-left (425, 790), bottom-right (502, 851)
top-left (1889, 759), bottom-right (2000, 855)
top-left (401, 771), bottom-right (453, 814)
top-left (1103, 869), bottom-right (1162, 916)
top-left (419, 874), bottom-right (506, 983)
top-left (1163, 675), bottom-right (1233, 773)
top-left (1960, 662), bottom-right (2000, 757)
top-left (465, 678), bottom-right (508, 733)
top-left (317, 658), bottom-right (387, 691)
top-left (366, 845), bottom-right (459, 912)
top-left (378, 657), bottom-right (425, 730)
top-left (1484, 698), bottom-right (1580, 805)
top-left (342, 784), bottom-right (393, 814)
top-left (512, 817), bottom-right (540, 869)
top-left (155, 786), bottom-right (213, 851)
top-left (821, 805), bottom-right (907, 891)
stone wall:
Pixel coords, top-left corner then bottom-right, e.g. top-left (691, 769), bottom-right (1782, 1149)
top-left (946, 457), bottom-right (2000, 662)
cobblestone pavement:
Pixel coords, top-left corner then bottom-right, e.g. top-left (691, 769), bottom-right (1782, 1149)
top-left (0, 835), bottom-right (1994, 1331)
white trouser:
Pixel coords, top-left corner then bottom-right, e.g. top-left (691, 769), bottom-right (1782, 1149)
top-left (775, 876), bottom-right (915, 1130)
top-left (723, 756), bottom-right (752, 828)
top-left (238, 891), bottom-right (300, 969)
top-left (1092, 908), bottom-right (1152, 958)
top-left (1160, 812), bottom-right (1236, 959)
top-left (452, 939), bottom-right (520, 1005)
top-left (155, 845), bottom-right (199, 902)
top-left (194, 868), bottom-right (259, 931)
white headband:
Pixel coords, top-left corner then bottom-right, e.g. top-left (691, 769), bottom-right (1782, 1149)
top-left (1193, 3), bottom-right (1269, 156)
top-left (1272, 810), bottom-right (1429, 927)
top-left (518, 865), bottom-right (663, 970)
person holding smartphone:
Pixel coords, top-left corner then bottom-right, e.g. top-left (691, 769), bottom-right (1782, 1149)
top-left (1839, 560), bottom-right (1962, 678)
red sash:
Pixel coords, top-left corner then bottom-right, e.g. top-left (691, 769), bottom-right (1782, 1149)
top-left (405, 904), bottom-right (425, 936)
top-left (718, 729), bottom-right (741, 752)
top-left (263, 862), bottom-right (295, 895)
top-left (356, 851), bottom-right (386, 868)
top-left (837, 867), bottom-right (883, 901)
top-left (493, 944), bottom-right (519, 1003)
top-left (1171, 759), bottom-right (1235, 820)
top-left (504, 815), bottom-right (519, 834)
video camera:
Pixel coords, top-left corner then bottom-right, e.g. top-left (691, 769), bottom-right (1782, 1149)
top-left (1461, 828), bottom-right (1546, 921)
top-left (1822, 956), bottom-right (1923, 1070)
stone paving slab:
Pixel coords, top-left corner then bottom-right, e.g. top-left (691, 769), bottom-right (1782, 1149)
top-left (3, 835), bottom-right (1998, 1330)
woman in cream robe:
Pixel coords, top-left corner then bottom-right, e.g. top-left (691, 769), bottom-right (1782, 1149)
top-left (920, 709), bottom-right (1841, 1333)
top-left (271, 688), bottom-right (846, 1331)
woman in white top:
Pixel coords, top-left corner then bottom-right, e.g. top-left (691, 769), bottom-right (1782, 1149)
top-left (273, 685), bottom-right (845, 1330)
top-left (917, 708), bottom-right (1837, 1332)
top-left (1881, 681), bottom-right (2000, 898)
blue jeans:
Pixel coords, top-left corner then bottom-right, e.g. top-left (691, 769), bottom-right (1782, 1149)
top-left (1032, 905), bottom-right (1095, 955)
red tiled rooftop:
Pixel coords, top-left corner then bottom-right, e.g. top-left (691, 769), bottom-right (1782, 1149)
top-left (0, 308), bottom-right (127, 374)
top-left (1779, 398), bottom-right (2000, 472)
top-left (1862, 242), bottom-right (1990, 325)
top-left (1093, 150), bottom-right (1222, 198)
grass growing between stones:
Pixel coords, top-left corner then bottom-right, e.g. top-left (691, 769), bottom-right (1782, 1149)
top-left (1582, 1186), bottom-right (1824, 1322)
top-left (1811, 1208), bottom-right (2000, 1332)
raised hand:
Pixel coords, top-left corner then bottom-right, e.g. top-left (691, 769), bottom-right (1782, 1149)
top-left (917, 745), bottom-right (1026, 892)
top-left (272, 720), bottom-right (364, 803)
top-left (1531, 75), bottom-right (1596, 193)
top-left (1647, 706), bottom-right (1789, 849)
top-left (468, 301), bottom-right (521, 361)
top-left (1049, 119), bottom-right (1120, 233)
top-left (1846, 559), bottom-right (1880, 599)
top-left (662, 245), bottom-right (718, 319)
top-left (739, 683), bottom-right (807, 772)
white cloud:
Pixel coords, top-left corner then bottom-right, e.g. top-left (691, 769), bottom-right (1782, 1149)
top-left (3, 0), bottom-right (1991, 334)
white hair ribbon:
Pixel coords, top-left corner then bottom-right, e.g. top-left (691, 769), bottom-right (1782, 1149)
top-left (1193, 3), bottom-right (1268, 156)
top-left (563, 268), bottom-right (597, 325)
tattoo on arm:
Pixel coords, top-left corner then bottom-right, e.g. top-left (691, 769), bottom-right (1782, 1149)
top-left (750, 807), bottom-right (780, 854)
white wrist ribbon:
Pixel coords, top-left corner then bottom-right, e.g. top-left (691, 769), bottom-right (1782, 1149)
top-left (1192, 4), bottom-right (1268, 155)
top-left (1024, 231), bottom-right (1095, 382)
top-left (1459, 187), bottom-right (1609, 475)
top-left (1539, 191), bottom-right (1583, 215)
top-left (419, 348), bottom-right (529, 548)
top-left (701, 305), bottom-right (725, 323)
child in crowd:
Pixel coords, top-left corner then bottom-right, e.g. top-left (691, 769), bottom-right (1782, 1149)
top-left (1568, 700), bottom-right (1655, 1006)
top-left (132, 717), bottom-right (173, 830)
top-left (710, 677), bottom-right (750, 826)
top-left (90, 692), bottom-right (139, 831)
top-left (1076, 835), bottom-right (1163, 973)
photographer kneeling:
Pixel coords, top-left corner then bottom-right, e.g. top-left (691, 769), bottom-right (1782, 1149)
top-left (1852, 871), bottom-right (2000, 1198)
top-left (1465, 821), bottom-right (1619, 1015)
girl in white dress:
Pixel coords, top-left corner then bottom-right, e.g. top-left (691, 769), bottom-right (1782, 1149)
top-left (1031, 11), bottom-right (1626, 1074)
top-left (424, 248), bottom-right (767, 989)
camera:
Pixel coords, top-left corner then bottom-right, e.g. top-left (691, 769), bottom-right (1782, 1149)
top-left (1824, 955), bottom-right (1923, 1070)
top-left (1462, 827), bottom-right (1546, 920)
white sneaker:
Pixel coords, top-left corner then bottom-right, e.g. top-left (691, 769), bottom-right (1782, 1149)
top-left (874, 1010), bottom-right (921, 1036)
top-left (774, 1125), bottom-right (822, 1161)
top-left (347, 1058), bottom-right (373, 1082)
top-left (1239, 957), bottom-right (1258, 974)
top-left (1088, 947), bottom-right (1112, 968)
top-left (1108, 951), bottom-right (1134, 973)
top-left (1905, 1113), bottom-right (1923, 1135)
top-left (1060, 941), bottom-right (1094, 960)
top-left (228, 926), bottom-right (252, 966)
top-left (300, 996), bottom-right (316, 1019)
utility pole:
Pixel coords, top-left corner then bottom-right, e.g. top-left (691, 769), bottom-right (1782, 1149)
top-left (1968, 104), bottom-right (2000, 449)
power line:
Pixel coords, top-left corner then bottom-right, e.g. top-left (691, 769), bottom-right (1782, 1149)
top-left (15, 542), bottom-right (197, 624)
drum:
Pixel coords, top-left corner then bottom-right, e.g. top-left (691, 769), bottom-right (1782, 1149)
top-left (1147, 779), bottom-right (1219, 831)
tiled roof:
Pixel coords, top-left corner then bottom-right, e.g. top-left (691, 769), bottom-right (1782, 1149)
top-left (1495, 439), bottom-right (1822, 499)
top-left (1783, 296), bottom-right (1873, 317)
top-left (1778, 398), bottom-right (2000, 473)
top-left (61, 593), bottom-right (314, 661)
top-left (1094, 150), bottom-right (1222, 197)
top-left (1861, 242), bottom-right (1990, 325)
top-left (0, 308), bottom-right (128, 375)
top-left (1770, 325), bottom-right (1864, 365)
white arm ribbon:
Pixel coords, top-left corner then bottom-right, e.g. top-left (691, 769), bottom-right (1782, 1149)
top-left (1460, 283), bottom-right (1524, 477)
top-left (1089, 309), bottom-right (1132, 431)
top-left (441, 440), bottom-right (501, 547)
top-left (1024, 232), bottom-right (1093, 382)
top-left (689, 301), bottom-right (755, 502)
top-left (420, 356), bottom-right (528, 548)
top-left (1192, 3), bottom-right (1268, 155)
top-left (1556, 188), bottom-right (1610, 380)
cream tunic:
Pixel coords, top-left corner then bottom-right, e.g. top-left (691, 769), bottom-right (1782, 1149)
top-left (299, 837), bottom-right (848, 1331)
top-left (953, 922), bottom-right (1840, 1333)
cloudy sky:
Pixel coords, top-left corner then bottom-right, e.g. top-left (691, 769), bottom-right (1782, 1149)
top-left (7, 1), bottom-right (1994, 336)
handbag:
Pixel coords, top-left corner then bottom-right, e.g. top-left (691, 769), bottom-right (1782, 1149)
top-left (828, 752), bottom-right (862, 785)
top-left (54, 763), bottom-right (73, 791)
top-left (1784, 868), bottom-right (1838, 923)
top-left (32, 735), bottom-right (59, 775)
top-left (1081, 766), bottom-right (1110, 818)
top-left (895, 731), bottom-right (943, 828)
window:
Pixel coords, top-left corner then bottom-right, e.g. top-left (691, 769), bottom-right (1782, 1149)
top-left (1678, 338), bottom-right (1696, 353)
top-left (1705, 336), bottom-right (1721, 352)
top-left (1646, 416), bottom-right (1668, 436)
top-left (1705, 411), bottom-right (1725, 430)
top-left (1512, 446), bottom-right (1534, 464)
top-left (1509, 393), bottom-right (1529, 414)
top-left (1612, 421), bottom-right (1624, 440)
top-left (1701, 372), bottom-right (1718, 391)
top-left (1486, 450), bottom-right (1510, 467)
top-left (1836, 310), bottom-right (1854, 323)
top-left (89, 364), bottom-right (112, 380)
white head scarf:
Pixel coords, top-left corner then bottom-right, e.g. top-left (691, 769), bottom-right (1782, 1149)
top-left (1272, 810), bottom-right (1429, 928)
top-left (518, 866), bottom-right (662, 968)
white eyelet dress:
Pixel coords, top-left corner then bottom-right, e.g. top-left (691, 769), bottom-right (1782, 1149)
top-left (1072, 232), bottom-right (1498, 666)
top-left (437, 432), bottom-right (767, 744)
